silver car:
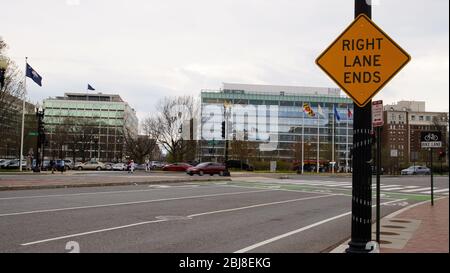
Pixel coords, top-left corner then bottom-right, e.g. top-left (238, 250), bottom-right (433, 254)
top-left (75, 160), bottom-right (105, 171)
top-left (401, 166), bottom-right (431, 175)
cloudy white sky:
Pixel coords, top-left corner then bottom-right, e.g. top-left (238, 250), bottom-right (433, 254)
top-left (2, 0), bottom-right (449, 123)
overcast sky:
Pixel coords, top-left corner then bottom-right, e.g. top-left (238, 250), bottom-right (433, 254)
top-left (2, 0), bottom-right (449, 122)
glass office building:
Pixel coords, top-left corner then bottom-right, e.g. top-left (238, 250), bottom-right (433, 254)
top-left (199, 83), bottom-right (354, 171)
top-left (43, 92), bottom-right (138, 162)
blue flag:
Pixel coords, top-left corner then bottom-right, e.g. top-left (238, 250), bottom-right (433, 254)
top-left (334, 105), bottom-right (341, 122)
top-left (87, 84), bottom-right (95, 91)
top-left (26, 63), bottom-right (42, 86)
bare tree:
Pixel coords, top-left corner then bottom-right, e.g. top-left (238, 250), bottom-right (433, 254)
top-left (54, 117), bottom-right (100, 163)
top-left (0, 38), bottom-right (27, 158)
top-left (0, 38), bottom-right (25, 129)
top-left (143, 96), bottom-right (197, 163)
top-left (123, 127), bottom-right (158, 163)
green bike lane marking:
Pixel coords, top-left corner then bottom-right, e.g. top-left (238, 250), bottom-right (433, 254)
top-left (209, 181), bottom-right (434, 202)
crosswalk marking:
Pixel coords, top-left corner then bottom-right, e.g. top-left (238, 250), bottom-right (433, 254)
top-left (401, 187), bottom-right (437, 193)
top-left (382, 187), bottom-right (408, 191)
top-left (380, 185), bottom-right (402, 188)
top-left (283, 180), bottom-right (449, 195)
top-left (422, 189), bottom-right (449, 194)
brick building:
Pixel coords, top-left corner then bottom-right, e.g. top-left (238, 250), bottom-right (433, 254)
top-left (382, 101), bottom-right (448, 173)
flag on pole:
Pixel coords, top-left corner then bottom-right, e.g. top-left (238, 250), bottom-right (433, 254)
top-left (317, 104), bottom-right (324, 117)
top-left (26, 63), bottom-right (42, 86)
top-left (87, 84), bottom-right (95, 91)
top-left (334, 105), bottom-right (341, 122)
top-left (303, 103), bottom-right (315, 117)
top-left (347, 108), bottom-right (353, 118)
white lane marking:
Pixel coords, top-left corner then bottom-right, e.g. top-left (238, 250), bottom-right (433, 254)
top-left (21, 219), bottom-right (167, 246)
top-left (21, 194), bottom-right (340, 246)
top-left (379, 185), bottom-right (402, 188)
top-left (382, 187), bottom-right (409, 191)
top-left (188, 194), bottom-right (337, 218)
top-left (298, 182), bottom-right (351, 186)
top-left (0, 189), bottom-right (274, 217)
top-left (223, 184), bottom-right (351, 196)
top-left (234, 198), bottom-right (406, 253)
top-left (401, 187), bottom-right (436, 193)
top-left (386, 196), bottom-right (448, 218)
top-left (322, 183), bottom-right (352, 187)
top-left (422, 188), bottom-right (449, 194)
top-left (0, 185), bottom-right (212, 200)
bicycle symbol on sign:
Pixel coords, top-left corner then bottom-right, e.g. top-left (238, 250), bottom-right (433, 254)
top-left (424, 133), bottom-right (438, 141)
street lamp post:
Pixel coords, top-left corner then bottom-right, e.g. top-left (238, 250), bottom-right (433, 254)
top-left (34, 108), bottom-right (45, 172)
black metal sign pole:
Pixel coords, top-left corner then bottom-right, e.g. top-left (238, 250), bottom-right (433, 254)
top-left (376, 126), bottom-right (381, 243)
top-left (346, 0), bottom-right (373, 253)
top-left (430, 148), bottom-right (434, 206)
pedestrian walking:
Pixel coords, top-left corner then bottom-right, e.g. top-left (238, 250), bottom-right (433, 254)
top-left (130, 160), bottom-right (135, 174)
top-left (145, 159), bottom-right (150, 172)
top-left (50, 160), bottom-right (55, 174)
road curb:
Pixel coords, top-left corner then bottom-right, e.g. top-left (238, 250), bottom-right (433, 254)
top-left (0, 178), bottom-right (232, 191)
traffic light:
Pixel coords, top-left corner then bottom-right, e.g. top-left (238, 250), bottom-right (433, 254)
top-left (221, 121), bottom-right (225, 139)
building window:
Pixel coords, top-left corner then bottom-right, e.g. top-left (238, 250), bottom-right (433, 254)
top-left (419, 116), bottom-right (424, 121)
top-left (426, 116), bottom-right (431, 121)
top-left (411, 115), bottom-right (415, 121)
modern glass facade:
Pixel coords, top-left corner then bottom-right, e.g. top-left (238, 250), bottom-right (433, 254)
top-left (199, 83), bottom-right (354, 171)
top-left (43, 93), bottom-right (138, 162)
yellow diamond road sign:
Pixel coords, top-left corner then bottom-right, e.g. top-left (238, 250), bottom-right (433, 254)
top-left (316, 14), bottom-right (411, 107)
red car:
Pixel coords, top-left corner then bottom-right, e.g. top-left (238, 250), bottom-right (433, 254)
top-left (162, 163), bottom-right (193, 172)
top-left (186, 162), bottom-right (228, 176)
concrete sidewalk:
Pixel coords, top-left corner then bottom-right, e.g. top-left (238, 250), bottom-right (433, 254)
top-left (331, 197), bottom-right (449, 253)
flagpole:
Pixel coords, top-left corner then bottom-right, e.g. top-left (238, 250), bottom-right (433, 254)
top-left (19, 57), bottom-right (27, 172)
top-left (301, 102), bottom-right (304, 174)
top-left (332, 105), bottom-right (335, 174)
top-left (317, 105), bottom-right (319, 174)
top-left (346, 105), bottom-right (349, 173)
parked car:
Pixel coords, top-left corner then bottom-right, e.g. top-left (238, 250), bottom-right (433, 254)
top-left (0, 159), bottom-right (12, 168)
top-left (162, 163), bottom-right (193, 172)
top-left (54, 159), bottom-right (69, 171)
top-left (103, 162), bottom-right (114, 171)
top-left (401, 166), bottom-right (430, 175)
top-left (75, 160), bottom-right (105, 171)
top-left (150, 161), bottom-right (165, 169)
top-left (63, 159), bottom-right (74, 170)
top-left (135, 164), bottom-right (147, 170)
top-left (112, 163), bottom-right (127, 171)
top-left (4, 159), bottom-right (26, 169)
top-left (225, 160), bottom-right (254, 171)
top-left (186, 162), bottom-right (228, 176)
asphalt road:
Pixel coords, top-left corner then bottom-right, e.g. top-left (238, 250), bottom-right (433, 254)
top-left (0, 173), bottom-right (447, 253)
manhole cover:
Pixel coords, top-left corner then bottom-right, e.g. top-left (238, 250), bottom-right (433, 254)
top-left (380, 231), bottom-right (400, 236)
top-left (382, 225), bottom-right (405, 229)
top-left (380, 240), bottom-right (392, 245)
top-left (389, 220), bottom-right (411, 223)
top-left (156, 216), bottom-right (191, 221)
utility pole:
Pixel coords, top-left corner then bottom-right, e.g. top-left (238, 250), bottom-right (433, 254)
top-left (346, 0), bottom-right (373, 253)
